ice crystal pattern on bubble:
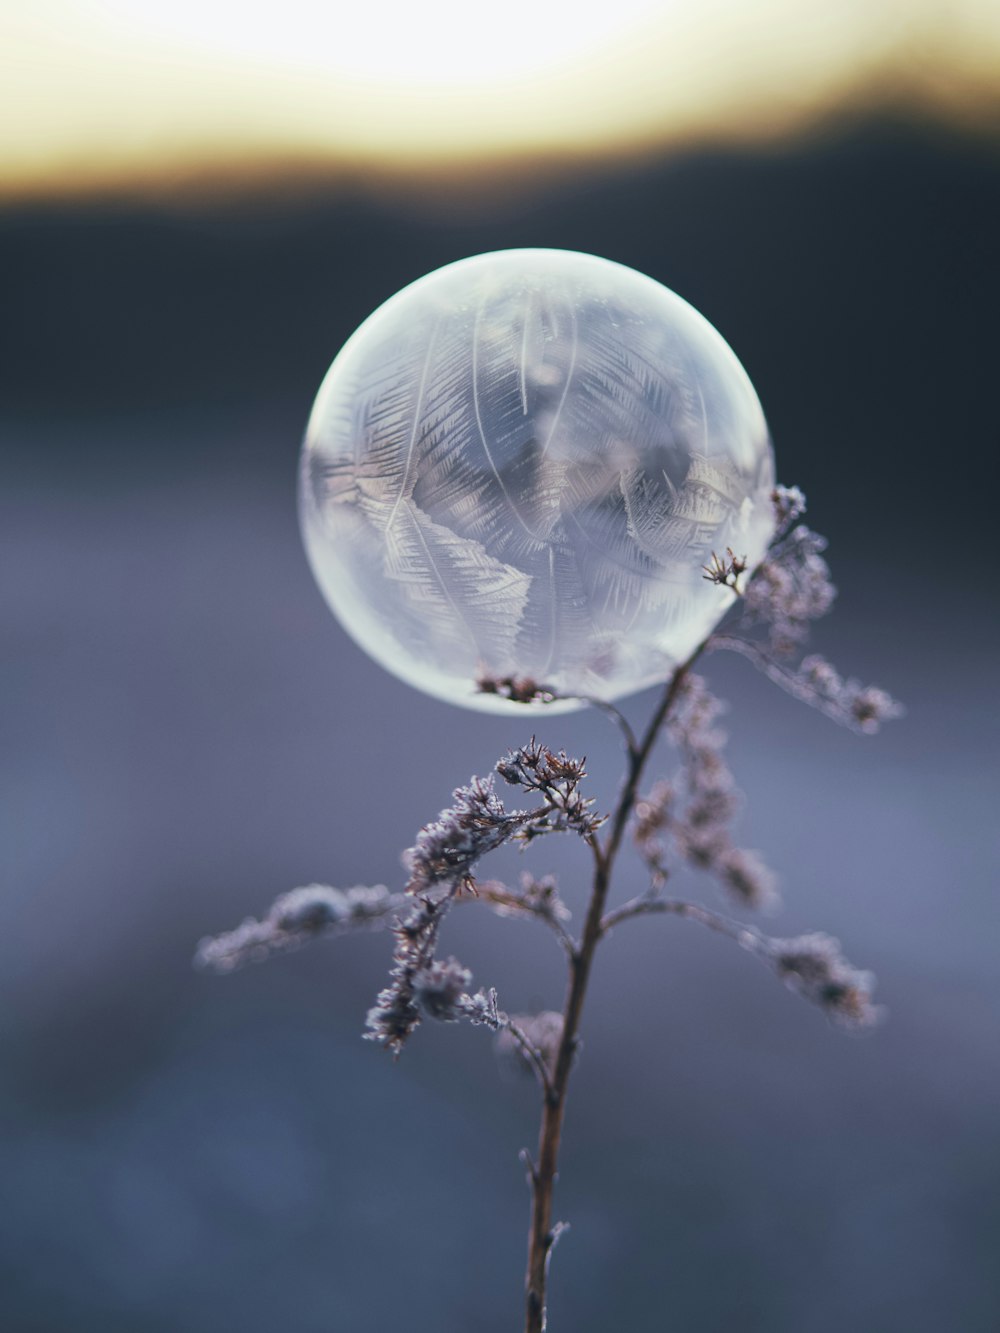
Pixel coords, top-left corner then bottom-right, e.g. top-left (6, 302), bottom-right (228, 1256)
top-left (300, 250), bottom-right (775, 710)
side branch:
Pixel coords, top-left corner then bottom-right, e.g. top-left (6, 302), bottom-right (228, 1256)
top-left (195, 883), bottom-right (403, 972)
top-left (708, 635), bottom-right (902, 733)
top-left (600, 894), bottom-right (759, 945)
top-left (477, 877), bottom-right (576, 957)
top-left (505, 1020), bottom-right (556, 1103)
top-left (560, 695), bottom-right (639, 756)
top-left (598, 895), bottom-right (880, 1029)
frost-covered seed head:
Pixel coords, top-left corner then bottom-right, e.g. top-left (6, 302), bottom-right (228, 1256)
top-left (413, 957), bottom-right (474, 1021)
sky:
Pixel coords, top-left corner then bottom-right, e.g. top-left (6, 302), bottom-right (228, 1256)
top-left (2, 0), bottom-right (999, 200)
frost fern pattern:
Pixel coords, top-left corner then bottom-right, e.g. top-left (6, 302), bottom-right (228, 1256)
top-left (300, 251), bottom-right (776, 708)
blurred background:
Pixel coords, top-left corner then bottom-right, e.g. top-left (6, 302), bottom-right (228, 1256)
top-left (2, 2), bottom-right (998, 1330)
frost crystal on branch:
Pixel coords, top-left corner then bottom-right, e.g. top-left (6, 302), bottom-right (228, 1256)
top-left (632, 780), bottom-right (675, 886)
top-left (481, 872), bottom-right (571, 925)
top-left (367, 752), bottom-right (594, 1055)
top-left (456, 987), bottom-right (504, 1030)
top-left (195, 883), bottom-right (401, 972)
top-left (798, 656), bottom-right (904, 733)
top-left (477, 675), bottom-right (557, 705)
top-left (709, 486), bottom-right (903, 734)
top-left (638, 674), bottom-right (778, 909)
top-left (412, 957), bottom-right (473, 1020)
top-left (497, 1011), bottom-right (565, 1079)
top-left (477, 873), bottom-right (575, 956)
top-left (496, 740), bottom-right (603, 840)
top-left (702, 547), bottom-right (748, 592)
top-left (403, 776), bottom-right (534, 893)
top-left (771, 483), bottom-right (807, 530)
top-left (365, 890), bottom-right (455, 1051)
top-left (601, 898), bottom-right (880, 1034)
top-left (760, 931), bottom-right (881, 1030)
top-left (743, 523), bottom-right (836, 654)
top-left (716, 847), bottom-right (778, 908)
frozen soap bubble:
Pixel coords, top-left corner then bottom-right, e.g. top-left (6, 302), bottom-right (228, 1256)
top-left (299, 249), bottom-right (775, 712)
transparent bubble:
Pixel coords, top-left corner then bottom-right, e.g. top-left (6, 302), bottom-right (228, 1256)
top-left (299, 249), bottom-right (775, 713)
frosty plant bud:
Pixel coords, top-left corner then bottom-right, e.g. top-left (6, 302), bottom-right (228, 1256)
top-left (299, 249), bottom-right (775, 711)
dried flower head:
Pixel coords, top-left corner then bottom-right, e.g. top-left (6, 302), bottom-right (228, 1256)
top-left (456, 987), bottom-right (504, 1030)
top-left (478, 675), bottom-right (557, 705)
top-left (643, 674), bottom-right (778, 910)
top-left (413, 956), bottom-right (474, 1021)
top-left (794, 655), bottom-right (905, 733)
top-left (195, 883), bottom-right (400, 972)
top-left (763, 931), bottom-right (881, 1030)
top-left (708, 486), bottom-right (902, 735)
top-left (497, 1011), bottom-right (565, 1079)
top-left (716, 847), bottom-right (778, 911)
top-left (365, 743), bottom-right (597, 1055)
top-left (403, 776), bottom-right (531, 894)
top-left (771, 483), bottom-right (807, 530)
top-left (496, 739), bottom-right (603, 840)
top-left (481, 872), bottom-right (570, 926)
top-left (703, 547), bottom-right (748, 592)
top-left (743, 524), bottom-right (836, 654)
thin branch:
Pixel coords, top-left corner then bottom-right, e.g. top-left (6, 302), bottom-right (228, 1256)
top-left (195, 884), bottom-right (405, 973)
top-left (505, 1019), bottom-right (556, 1103)
top-left (599, 895), bottom-right (881, 1028)
top-left (708, 633), bottom-right (902, 732)
top-left (600, 894), bottom-right (761, 948)
top-left (559, 694), bottom-right (639, 757)
top-left (477, 673), bottom-right (639, 759)
top-left (475, 880), bottom-right (577, 956)
top-left (709, 632), bottom-right (833, 707)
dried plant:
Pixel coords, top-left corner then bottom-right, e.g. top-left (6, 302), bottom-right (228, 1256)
top-left (197, 486), bottom-right (900, 1332)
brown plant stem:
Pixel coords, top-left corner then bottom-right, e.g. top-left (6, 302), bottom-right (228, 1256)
top-left (523, 654), bottom-right (697, 1332)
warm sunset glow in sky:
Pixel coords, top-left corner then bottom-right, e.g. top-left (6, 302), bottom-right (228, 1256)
top-left (2, 0), bottom-right (998, 199)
